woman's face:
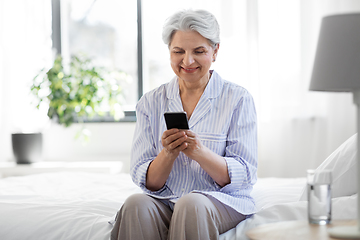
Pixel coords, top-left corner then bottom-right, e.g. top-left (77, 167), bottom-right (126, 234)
top-left (169, 30), bottom-right (218, 85)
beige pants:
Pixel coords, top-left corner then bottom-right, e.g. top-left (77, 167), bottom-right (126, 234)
top-left (111, 192), bottom-right (246, 240)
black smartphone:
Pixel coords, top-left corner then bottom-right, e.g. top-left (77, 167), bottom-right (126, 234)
top-left (164, 112), bottom-right (189, 130)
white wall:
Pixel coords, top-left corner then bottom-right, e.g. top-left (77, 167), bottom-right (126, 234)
top-left (42, 122), bottom-right (136, 172)
top-left (257, 93), bottom-right (356, 178)
top-left (1, 121), bottom-right (135, 173)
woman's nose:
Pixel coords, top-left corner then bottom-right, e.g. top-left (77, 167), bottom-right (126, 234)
top-left (183, 52), bottom-right (195, 66)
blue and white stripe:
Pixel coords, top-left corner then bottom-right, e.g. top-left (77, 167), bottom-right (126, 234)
top-left (130, 71), bottom-right (258, 215)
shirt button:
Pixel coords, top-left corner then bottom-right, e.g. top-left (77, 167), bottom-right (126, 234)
top-left (181, 188), bottom-right (185, 192)
top-left (183, 161), bottom-right (187, 165)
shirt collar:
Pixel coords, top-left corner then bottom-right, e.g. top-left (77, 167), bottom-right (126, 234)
top-left (165, 70), bottom-right (223, 100)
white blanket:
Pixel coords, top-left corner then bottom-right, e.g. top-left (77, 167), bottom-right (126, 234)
top-left (0, 172), bottom-right (356, 240)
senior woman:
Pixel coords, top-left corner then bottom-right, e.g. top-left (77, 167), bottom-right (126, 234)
top-left (111, 9), bottom-right (257, 240)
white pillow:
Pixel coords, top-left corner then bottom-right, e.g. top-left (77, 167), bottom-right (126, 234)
top-left (299, 133), bottom-right (357, 200)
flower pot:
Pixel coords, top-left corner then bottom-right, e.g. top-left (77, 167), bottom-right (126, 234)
top-left (11, 133), bottom-right (42, 164)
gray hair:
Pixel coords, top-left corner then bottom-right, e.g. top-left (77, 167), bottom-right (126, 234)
top-left (162, 9), bottom-right (220, 48)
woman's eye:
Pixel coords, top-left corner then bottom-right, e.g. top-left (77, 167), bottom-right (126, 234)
top-left (195, 51), bottom-right (205, 54)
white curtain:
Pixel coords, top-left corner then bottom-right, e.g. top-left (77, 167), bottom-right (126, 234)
top-left (251, 0), bottom-right (359, 177)
top-left (0, 0), bottom-right (52, 160)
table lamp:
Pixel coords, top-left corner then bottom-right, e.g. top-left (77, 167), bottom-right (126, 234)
top-left (309, 13), bottom-right (360, 238)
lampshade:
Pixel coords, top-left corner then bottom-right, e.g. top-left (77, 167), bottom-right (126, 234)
top-left (309, 13), bottom-right (360, 92)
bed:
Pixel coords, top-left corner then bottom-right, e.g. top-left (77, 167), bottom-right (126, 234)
top-left (0, 134), bottom-right (357, 240)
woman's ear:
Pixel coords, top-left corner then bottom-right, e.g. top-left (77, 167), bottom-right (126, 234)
top-left (213, 43), bottom-right (220, 62)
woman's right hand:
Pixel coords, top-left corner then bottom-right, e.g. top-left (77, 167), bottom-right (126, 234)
top-left (161, 129), bottom-right (188, 160)
top-left (146, 129), bottom-right (188, 191)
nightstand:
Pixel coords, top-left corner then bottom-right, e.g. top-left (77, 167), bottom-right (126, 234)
top-left (246, 220), bottom-right (357, 240)
top-left (0, 161), bottom-right (123, 178)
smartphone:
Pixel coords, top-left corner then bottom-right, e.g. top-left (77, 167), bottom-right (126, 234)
top-left (164, 112), bottom-right (189, 130)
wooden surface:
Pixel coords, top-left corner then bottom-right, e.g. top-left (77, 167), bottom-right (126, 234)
top-left (246, 220), bottom-right (357, 240)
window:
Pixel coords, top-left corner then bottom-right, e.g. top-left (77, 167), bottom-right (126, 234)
top-left (52, 0), bottom-right (139, 121)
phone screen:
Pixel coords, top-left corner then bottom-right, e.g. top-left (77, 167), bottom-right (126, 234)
top-left (164, 112), bottom-right (189, 130)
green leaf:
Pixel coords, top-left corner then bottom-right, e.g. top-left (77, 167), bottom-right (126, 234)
top-left (30, 53), bottom-right (126, 132)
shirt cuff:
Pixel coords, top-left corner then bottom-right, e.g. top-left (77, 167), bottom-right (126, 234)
top-left (220, 157), bottom-right (246, 193)
top-left (135, 160), bottom-right (174, 197)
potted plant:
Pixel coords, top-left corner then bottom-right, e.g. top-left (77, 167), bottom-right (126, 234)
top-left (31, 54), bottom-right (128, 126)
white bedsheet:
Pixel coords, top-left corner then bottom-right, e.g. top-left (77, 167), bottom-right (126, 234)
top-left (0, 172), bottom-right (356, 240)
top-left (0, 172), bottom-right (141, 240)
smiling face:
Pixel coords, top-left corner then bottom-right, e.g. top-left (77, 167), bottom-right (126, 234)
top-left (169, 30), bottom-right (219, 86)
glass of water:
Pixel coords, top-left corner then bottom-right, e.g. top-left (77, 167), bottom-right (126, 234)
top-left (307, 169), bottom-right (332, 225)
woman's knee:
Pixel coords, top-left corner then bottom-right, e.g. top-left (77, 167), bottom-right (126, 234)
top-left (170, 194), bottom-right (219, 240)
top-left (121, 194), bottom-right (172, 220)
top-left (113, 194), bottom-right (172, 240)
top-left (121, 193), bottom-right (162, 217)
top-left (174, 193), bottom-right (212, 215)
top-left (122, 193), bottom-right (149, 209)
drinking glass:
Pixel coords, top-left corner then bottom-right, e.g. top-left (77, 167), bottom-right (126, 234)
top-left (307, 169), bottom-right (332, 225)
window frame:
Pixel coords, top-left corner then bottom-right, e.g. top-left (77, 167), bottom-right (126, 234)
top-left (51, 0), bottom-right (142, 123)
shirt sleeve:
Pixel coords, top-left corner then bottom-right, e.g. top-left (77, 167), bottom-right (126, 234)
top-left (130, 97), bottom-right (156, 191)
top-left (130, 96), bottom-right (174, 196)
top-left (220, 91), bottom-right (258, 193)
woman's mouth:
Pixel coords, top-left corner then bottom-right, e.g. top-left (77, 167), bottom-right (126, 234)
top-left (181, 67), bottom-right (198, 73)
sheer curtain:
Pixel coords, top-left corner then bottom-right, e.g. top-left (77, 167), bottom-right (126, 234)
top-left (0, 0), bottom-right (52, 161)
top-left (251, 0), bottom-right (359, 177)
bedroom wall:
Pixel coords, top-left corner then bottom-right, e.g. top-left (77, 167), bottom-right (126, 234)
top-left (41, 122), bottom-right (136, 172)
top-left (257, 96), bottom-right (356, 178)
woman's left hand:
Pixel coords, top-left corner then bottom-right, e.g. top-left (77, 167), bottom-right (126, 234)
top-left (181, 130), bottom-right (205, 161)
top-left (181, 130), bottom-right (231, 187)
